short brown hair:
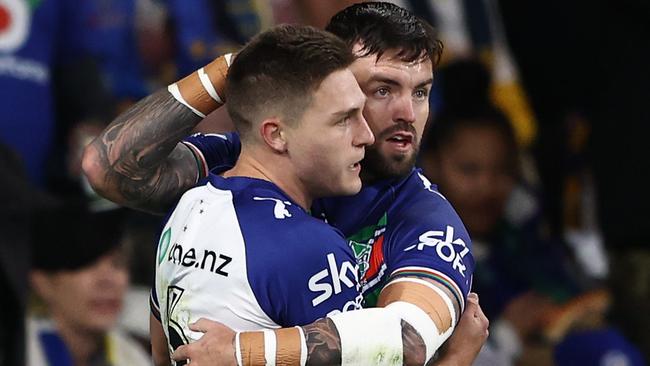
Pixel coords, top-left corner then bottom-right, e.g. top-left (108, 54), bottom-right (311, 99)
top-left (226, 24), bottom-right (354, 140)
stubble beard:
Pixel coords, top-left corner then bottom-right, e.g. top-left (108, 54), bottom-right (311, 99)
top-left (360, 142), bottom-right (418, 184)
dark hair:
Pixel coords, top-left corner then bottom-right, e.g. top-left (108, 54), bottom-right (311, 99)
top-left (326, 2), bottom-right (442, 66)
top-left (31, 204), bottom-right (126, 272)
top-left (226, 24), bottom-right (354, 139)
top-left (424, 107), bottom-right (519, 175)
top-left (423, 58), bottom-right (516, 163)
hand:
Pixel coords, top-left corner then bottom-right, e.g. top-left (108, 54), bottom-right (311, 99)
top-left (435, 292), bottom-right (490, 366)
top-left (171, 318), bottom-right (236, 366)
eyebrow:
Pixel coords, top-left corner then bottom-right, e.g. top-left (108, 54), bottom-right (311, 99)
top-left (368, 75), bottom-right (434, 89)
top-left (332, 106), bottom-right (361, 118)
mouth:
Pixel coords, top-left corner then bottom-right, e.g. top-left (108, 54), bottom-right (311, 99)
top-left (90, 299), bottom-right (121, 314)
top-left (386, 132), bottom-right (414, 151)
top-left (349, 158), bottom-right (363, 172)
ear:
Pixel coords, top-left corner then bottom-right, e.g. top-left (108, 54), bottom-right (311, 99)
top-left (260, 117), bottom-right (288, 153)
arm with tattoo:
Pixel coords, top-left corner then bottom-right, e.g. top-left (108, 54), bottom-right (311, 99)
top-left (82, 54), bottom-right (232, 214)
top-left (301, 317), bottom-right (426, 366)
top-left (82, 91), bottom-right (202, 214)
top-left (173, 277), bottom-right (456, 366)
top-left (302, 318), bottom-right (342, 365)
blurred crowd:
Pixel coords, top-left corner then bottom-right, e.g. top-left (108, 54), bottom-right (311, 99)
top-left (1, 0), bottom-right (648, 365)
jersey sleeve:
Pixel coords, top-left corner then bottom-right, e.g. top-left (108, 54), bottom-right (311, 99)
top-left (182, 132), bottom-right (242, 177)
top-left (150, 287), bottom-right (162, 322)
top-left (384, 196), bottom-right (475, 317)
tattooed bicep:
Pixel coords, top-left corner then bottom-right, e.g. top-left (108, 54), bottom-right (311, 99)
top-left (119, 142), bottom-right (200, 214)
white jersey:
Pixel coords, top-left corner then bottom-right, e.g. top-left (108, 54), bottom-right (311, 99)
top-left (151, 174), bottom-right (362, 353)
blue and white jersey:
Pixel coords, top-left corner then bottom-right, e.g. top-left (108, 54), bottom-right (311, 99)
top-left (152, 174), bottom-right (362, 349)
top-left (312, 170), bottom-right (474, 314)
top-left (183, 133), bottom-right (475, 318)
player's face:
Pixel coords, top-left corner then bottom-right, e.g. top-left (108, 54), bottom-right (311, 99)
top-left (37, 249), bottom-right (129, 333)
top-left (286, 68), bottom-right (373, 198)
top-left (431, 125), bottom-right (515, 238)
top-left (350, 47), bottom-right (433, 182)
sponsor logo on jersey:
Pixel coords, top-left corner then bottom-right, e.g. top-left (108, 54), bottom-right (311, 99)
top-left (166, 242), bottom-right (232, 277)
top-left (253, 196), bottom-right (292, 219)
top-left (158, 227), bottom-right (172, 264)
top-left (404, 225), bottom-right (470, 277)
top-left (308, 253), bottom-right (360, 309)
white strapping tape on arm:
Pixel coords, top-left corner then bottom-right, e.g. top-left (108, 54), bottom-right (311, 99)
top-left (327, 277), bottom-right (459, 365)
top-left (198, 67), bottom-right (223, 104)
top-left (168, 83), bottom-right (206, 118)
top-left (386, 276), bottom-right (458, 324)
top-left (263, 329), bottom-right (276, 366)
top-left (384, 277), bottom-right (458, 361)
top-left (235, 332), bottom-right (243, 366)
top-left (328, 308), bottom-right (403, 366)
top-left (296, 326), bottom-right (307, 366)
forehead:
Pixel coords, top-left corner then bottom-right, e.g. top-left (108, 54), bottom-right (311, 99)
top-left (308, 68), bottom-right (365, 113)
top-left (351, 45), bottom-right (433, 86)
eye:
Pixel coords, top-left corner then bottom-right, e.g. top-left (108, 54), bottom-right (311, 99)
top-left (414, 88), bottom-right (429, 101)
top-left (374, 87), bottom-right (390, 98)
top-left (337, 116), bottom-right (350, 126)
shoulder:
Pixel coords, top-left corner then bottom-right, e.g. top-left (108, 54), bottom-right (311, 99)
top-left (109, 329), bottom-right (151, 365)
top-left (390, 170), bottom-right (467, 235)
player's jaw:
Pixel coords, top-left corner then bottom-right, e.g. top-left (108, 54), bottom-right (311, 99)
top-left (362, 127), bottom-right (419, 182)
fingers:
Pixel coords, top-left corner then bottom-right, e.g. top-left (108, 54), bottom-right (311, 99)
top-left (467, 292), bottom-right (479, 303)
top-left (189, 317), bottom-right (220, 332)
top-left (172, 344), bottom-right (190, 361)
top-left (465, 293), bottom-right (489, 336)
top-left (473, 302), bottom-right (490, 338)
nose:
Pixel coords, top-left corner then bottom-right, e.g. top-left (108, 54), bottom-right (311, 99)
top-left (393, 94), bottom-right (416, 124)
top-left (354, 112), bottom-right (375, 147)
top-left (93, 256), bottom-right (124, 287)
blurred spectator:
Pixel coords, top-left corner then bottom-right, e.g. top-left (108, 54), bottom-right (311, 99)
top-left (420, 59), bottom-right (597, 365)
top-left (555, 328), bottom-right (645, 366)
top-left (499, 0), bottom-right (650, 359)
top-left (0, 143), bottom-right (57, 365)
top-left (421, 104), bottom-right (578, 363)
top-left (27, 205), bottom-right (149, 365)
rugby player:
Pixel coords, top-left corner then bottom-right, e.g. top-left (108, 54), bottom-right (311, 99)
top-left (147, 24), bottom-right (376, 365)
top-left (83, 3), bottom-right (487, 365)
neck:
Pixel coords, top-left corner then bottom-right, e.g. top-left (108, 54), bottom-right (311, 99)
top-left (224, 145), bottom-right (313, 209)
top-left (51, 313), bottom-right (103, 366)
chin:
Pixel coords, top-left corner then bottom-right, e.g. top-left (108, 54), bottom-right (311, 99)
top-left (332, 181), bottom-right (362, 197)
top-left (364, 148), bottom-right (416, 180)
top-left (88, 315), bottom-right (119, 331)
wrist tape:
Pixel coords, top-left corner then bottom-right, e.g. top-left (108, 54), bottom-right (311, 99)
top-left (168, 53), bottom-right (233, 118)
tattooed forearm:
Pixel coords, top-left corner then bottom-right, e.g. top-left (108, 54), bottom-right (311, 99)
top-left (83, 90), bottom-right (204, 214)
top-left (302, 318), bottom-right (342, 366)
top-left (402, 320), bottom-right (427, 366)
top-left (300, 318), bottom-right (428, 366)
